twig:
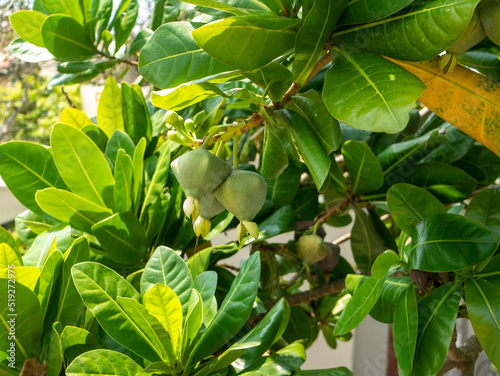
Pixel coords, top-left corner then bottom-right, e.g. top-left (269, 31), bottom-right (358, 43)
top-left (219, 264), bottom-right (241, 272)
top-left (333, 232), bottom-right (351, 245)
top-left (61, 87), bottom-right (75, 108)
top-left (285, 278), bottom-right (345, 306)
top-left (316, 196), bottom-right (352, 227)
top-left (97, 51), bottom-right (138, 67)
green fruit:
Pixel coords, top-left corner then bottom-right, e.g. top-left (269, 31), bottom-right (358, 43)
top-left (479, 0), bottom-right (500, 46)
top-left (447, 9), bottom-right (486, 55)
top-left (213, 170), bottom-right (267, 222)
top-left (171, 148), bottom-right (232, 200)
top-left (192, 193), bottom-right (225, 237)
top-left (297, 234), bottom-right (331, 265)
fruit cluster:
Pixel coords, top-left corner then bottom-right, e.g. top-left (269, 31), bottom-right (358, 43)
top-left (171, 146), bottom-right (267, 241)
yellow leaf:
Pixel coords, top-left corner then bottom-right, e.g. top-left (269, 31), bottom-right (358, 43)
top-left (60, 108), bottom-right (93, 129)
top-left (388, 57), bottom-right (500, 157)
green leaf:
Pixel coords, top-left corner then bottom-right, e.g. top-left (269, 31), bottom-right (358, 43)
top-left (339, 0), bottom-right (414, 25)
top-left (9, 10), bottom-right (47, 47)
top-left (246, 205), bottom-right (296, 244)
top-left (409, 163), bottom-right (477, 204)
top-left (232, 298), bottom-right (290, 372)
top-left (72, 262), bottom-right (162, 362)
top-left (97, 77), bottom-right (125, 138)
top-left (106, 130), bottom-right (136, 163)
top-left (377, 130), bottom-right (446, 185)
top-left (55, 236), bottom-right (89, 327)
top-left (117, 297), bottom-right (174, 364)
top-left (35, 0), bottom-right (84, 22)
top-left (265, 162), bottom-right (302, 208)
top-left (15, 210), bottom-right (57, 247)
top-left (145, 283), bottom-right (183, 356)
top-left (475, 254), bottom-right (500, 287)
top-left (457, 50), bottom-right (500, 81)
top-left (292, 91), bottom-right (341, 154)
top-left (132, 138), bottom-right (147, 214)
top-left (8, 38), bottom-right (53, 63)
top-left (180, 290), bottom-right (203, 364)
top-left (465, 278), bottom-right (500, 368)
top-left (0, 243), bottom-right (22, 269)
top-left (0, 279), bottom-right (42, 368)
top-left (180, 0), bottom-right (270, 15)
top-left (192, 16), bottom-right (300, 71)
top-left (420, 124), bottom-right (474, 164)
top-left (129, 28), bottom-right (153, 54)
top-left (412, 283), bottom-right (462, 376)
top-left (371, 251), bottom-right (400, 280)
top-left (370, 276), bottom-right (412, 324)
top-left (387, 183), bottom-right (446, 237)
top-left (152, 82), bottom-right (226, 111)
top-left (466, 189), bottom-right (500, 241)
top-left (243, 62), bottom-right (293, 103)
top-left (36, 188), bottom-right (112, 233)
top-left (37, 249), bottom-right (63, 321)
top-left (0, 141), bottom-right (66, 216)
top-left (61, 108), bottom-right (94, 129)
top-left (274, 109), bottom-right (331, 192)
top-left (46, 323), bottom-right (63, 376)
top-left (333, 276), bottom-right (385, 335)
top-left (393, 283), bottom-right (418, 374)
top-left (60, 326), bottom-right (99, 363)
top-left (113, 150), bottom-right (134, 213)
top-left (66, 349), bottom-right (143, 376)
top-left (333, 0), bottom-right (480, 61)
top-left (121, 83), bottom-right (153, 145)
top-left (141, 246), bottom-right (194, 316)
top-left (342, 140), bottom-right (383, 195)
top-left (0, 266), bottom-right (40, 291)
top-left (23, 224), bottom-right (71, 267)
top-left (92, 212), bottom-right (148, 265)
top-left (260, 125), bottom-right (288, 179)
top-left (323, 49), bottom-right (425, 133)
top-left (188, 252), bottom-right (261, 366)
top-left (293, 0), bottom-right (347, 85)
top-left (41, 15), bottom-right (95, 60)
top-left (51, 123), bottom-right (115, 208)
top-left (139, 22), bottom-right (233, 89)
top-left (409, 213), bottom-right (497, 272)
top-left (114, 0), bottom-right (139, 52)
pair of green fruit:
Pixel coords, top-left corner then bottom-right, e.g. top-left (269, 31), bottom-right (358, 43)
top-left (171, 147), bottom-right (267, 241)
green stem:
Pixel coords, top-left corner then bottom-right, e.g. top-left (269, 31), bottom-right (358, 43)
top-left (202, 127), bottom-right (225, 149)
top-left (233, 135), bottom-right (239, 169)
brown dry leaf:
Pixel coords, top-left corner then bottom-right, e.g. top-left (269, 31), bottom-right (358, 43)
top-left (387, 57), bottom-right (500, 157)
top-left (19, 358), bottom-right (46, 376)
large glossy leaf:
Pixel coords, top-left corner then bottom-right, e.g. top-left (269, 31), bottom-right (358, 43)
top-left (274, 109), bottom-right (331, 192)
top-left (0, 266), bottom-right (40, 291)
top-left (192, 16), bottom-right (300, 71)
top-left (292, 91), bottom-right (341, 154)
top-left (72, 262), bottom-right (162, 362)
top-left (117, 297), bottom-right (174, 364)
top-left (393, 283), bottom-right (418, 373)
top-left (377, 130), bottom-right (446, 186)
top-left (412, 283), bottom-right (462, 376)
top-left (0, 279), bottom-right (43, 368)
top-left (387, 183), bottom-right (446, 237)
top-left (55, 236), bottom-right (89, 327)
top-left (106, 130), bottom-right (135, 163)
top-left (66, 349), bottom-right (143, 376)
top-left (37, 249), bottom-right (63, 321)
top-left (333, 276), bottom-right (385, 335)
top-left (51, 123), bottom-right (115, 208)
top-left (371, 251), bottom-right (400, 280)
top-left (36, 188), bottom-right (112, 233)
top-left (475, 254), bottom-right (500, 287)
top-left (243, 62), bottom-right (292, 103)
top-left (35, 0), bottom-right (84, 22)
top-left (45, 323), bottom-right (63, 376)
top-left (187, 252), bottom-right (261, 366)
top-left (232, 298), bottom-right (290, 372)
top-left (144, 284), bottom-right (183, 356)
top-left (293, 0), bottom-right (347, 85)
top-left (132, 138), bottom-right (146, 214)
top-left (139, 22), bottom-right (233, 89)
top-left (141, 246), bottom-right (194, 316)
top-left (41, 15), bottom-right (95, 60)
top-left (409, 213), bottom-right (497, 272)
top-left (342, 140), bottom-right (383, 195)
top-left (465, 278), bottom-right (500, 368)
top-left (293, 368), bottom-right (353, 375)
top-left (60, 326), bottom-right (100, 363)
top-left (151, 82), bottom-right (225, 111)
top-left (23, 224), bottom-right (71, 267)
top-left (180, 290), bottom-right (203, 365)
top-left (323, 49), bottom-right (425, 133)
top-left (409, 163), bottom-right (476, 203)
top-left (9, 10), bottom-right (47, 47)
top-left (114, 150), bottom-right (134, 213)
top-left (350, 206), bottom-right (385, 273)
top-left (391, 57), bottom-right (500, 157)
top-left (121, 83), bottom-right (152, 145)
top-left (114, 0), bottom-right (139, 52)
top-left (260, 124), bottom-right (288, 179)
top-left (466, 189), bottom-right (500, 241)
top-left (333, 0), bottom-right (480, 61)
top-left (338, 0), bottom-right (414, 25)
top-left (457, 50), bottom-right (500, 81)
top-left (0, 243), bottom-right (22, 268)
top-left (370, 276), bottom-right (412, 324)
top-left (92, 212), bottom-right (148, 265)
top-left (265, 163), bottom-right (302, 208)
top-left (0, 141), bottom-right (66, 216)
top-left (97, 77), bottom-right (125, 138)
top-left (420, 123), bottom-right (474, 164)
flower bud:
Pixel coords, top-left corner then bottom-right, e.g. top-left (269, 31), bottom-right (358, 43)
top-left (183, 196), bottom-right (200, 222)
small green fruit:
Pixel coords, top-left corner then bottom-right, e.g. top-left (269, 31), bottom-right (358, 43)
top-left (183, 196), bottom-right (200, 221)
top-left (297, 234), bottom-right (331, 265)
top-left (193, 216), bottom-right (211, 237)
top-left (192, 193), bottom-right (225, 237)
top-left (213, 170), bottom-right (267, 222)
top-left (171, 148), bottom-right (232, 200)
top-left (479, 0), bottom-right (500, 46)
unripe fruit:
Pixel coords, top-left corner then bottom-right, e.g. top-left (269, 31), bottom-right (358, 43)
top-left (192, 192), bottom-right (225, 237)
top-left (171, 148), bottom-right (232, 201)
top-left (193, 216), bottom-right (211, 237)
top-left (213, 170), bottom-right (267, 223)
top-left (479, 0), bottom-right (500, 46)
top-left (297, 234), bottom-right (331, 265)
top-left (166, 110), bottom-right (180, 126)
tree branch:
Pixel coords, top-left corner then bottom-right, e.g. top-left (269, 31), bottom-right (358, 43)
top-left (285, 278), bottom-right (345, 306)
top-left (437, 329), bottom-right (483, 376)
